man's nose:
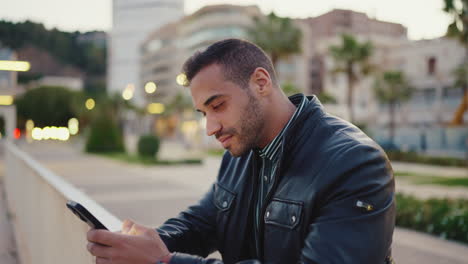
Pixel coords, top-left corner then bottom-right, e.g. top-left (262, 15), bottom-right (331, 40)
top-left (206, 117), bottom-right (221, 137)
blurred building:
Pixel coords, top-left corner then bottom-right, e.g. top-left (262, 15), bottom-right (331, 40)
top-left (141, 21), bottom-right (184, 106)
top-left (297, 9), bottom-right (409, 122)
top-left (180, 5), bottom-right (261, 55)
top-left (141, 4), bottom-right (261, 107)
top-left (370, 37), bottom-right (468, 157)
top-left (108, 0), bottom-right (184, 106)
top-left (379, 37), bottom-right (466, 126)
top-left (0, 46), bottom-right (17, 95)
top-left (15, 45), bottom-right (85, 94)
top-left (36, 76), bottom-right (83, 91)
top-left (139, 6), bottom-right (467, 155)
top-left (0, 45), bottom-right (18, 139)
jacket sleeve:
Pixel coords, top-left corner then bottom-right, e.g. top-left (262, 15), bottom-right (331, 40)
top-left (157, 158), bottom-right (263, 264)
top-left (299, 142), bottom-right (395, 264)
top-left (157, 183), bottom-right (219, 258)
top-left (167, 253), bottom-right (260, 264)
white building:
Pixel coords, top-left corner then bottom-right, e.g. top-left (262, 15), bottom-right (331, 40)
top-left (369, 37), bottom-right (468, 157)
top-left (108, 0), bottom-right (184, 106)
top-left (381, 37), bottom-right (466, 126)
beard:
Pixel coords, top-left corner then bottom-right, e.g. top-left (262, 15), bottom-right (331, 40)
top-left (216, 91), bottom-right (265, 157)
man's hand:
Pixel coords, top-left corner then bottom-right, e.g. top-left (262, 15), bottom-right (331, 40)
top-left (87, 220), bottom-right (171, 264)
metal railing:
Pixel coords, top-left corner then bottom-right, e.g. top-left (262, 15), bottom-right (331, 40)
top-left (3, 141), bottom-right (122, 264)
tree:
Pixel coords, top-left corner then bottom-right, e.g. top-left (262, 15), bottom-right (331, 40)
top-left (317, 91), bottom-right (338, 104)
top-left (0, 20), bottom-right (106, 76)
top-left (329, 34), bottom-right (373, 124)
top-left (281, 82), bottom-right (301, 96)
top-left (15, 86), bottom-right (78, 127)
top-left (444, 0), bottom-right (468, 125)
top-left (452, 63), bottom-right (468, 124)
top-left (248, 12), bottom-right (302, 68)
top-left (373, 71), bottom-right (413, 143)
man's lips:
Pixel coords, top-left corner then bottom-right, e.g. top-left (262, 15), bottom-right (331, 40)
top-left (217, 135), bottom-right (233, 147)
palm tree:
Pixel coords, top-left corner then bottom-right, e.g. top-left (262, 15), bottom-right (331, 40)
top-left (248, 12), bottom-right (302, 68)
top-left (444, 0), bottom-right (468, 125)
top-left (329, 34), bottom-right (373, 124)
top-left (373, 71), bottom-right (413, 144)
top-left (452, 64), bottom-right (468, 124)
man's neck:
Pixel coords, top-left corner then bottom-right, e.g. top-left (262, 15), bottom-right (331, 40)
top-left (257, 95), bottom-right (296, 149)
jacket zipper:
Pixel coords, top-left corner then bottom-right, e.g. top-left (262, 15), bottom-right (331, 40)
top-left (256, 142), bottom-right (286, 260)
top-left (251, 154), bottom-right (262, 259)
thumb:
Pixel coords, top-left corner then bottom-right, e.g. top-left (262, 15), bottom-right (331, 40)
top-left (122, 219), bottom-right (134, 234)
top-left (128, 222), bottom-right (148, 236)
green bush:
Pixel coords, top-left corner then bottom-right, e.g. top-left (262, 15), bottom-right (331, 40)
top-left (15, 85), bottom-right (77, 127)
top-left (396, 193), bottom-right (468, 244)
top-left (137, 134), bottom-right (160, 159)
top-left (85, 115), bottom-right (124, 153)
top-left (388, 150), bottom-right (467, 168)
top-left (317, 91), bottom-right (337, 104)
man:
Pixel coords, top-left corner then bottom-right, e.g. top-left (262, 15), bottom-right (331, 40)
top-left (87, 39), bottom-right (395, 264)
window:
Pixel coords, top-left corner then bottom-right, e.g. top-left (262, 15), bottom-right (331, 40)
top-left (427, 57), bottom-right (436, 76)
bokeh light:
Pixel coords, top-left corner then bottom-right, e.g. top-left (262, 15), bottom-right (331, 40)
top-left (147, 103), bottom-right (165, 114)
top-left (145, 82), bottom-right (157, 94)
top-left (85, 98), bottom-right (95, 110)
top-left (68, 118), bottom-right (79, 135)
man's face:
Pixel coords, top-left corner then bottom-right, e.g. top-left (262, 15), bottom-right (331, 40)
top-left (189, 64), bottom-right (265, 157)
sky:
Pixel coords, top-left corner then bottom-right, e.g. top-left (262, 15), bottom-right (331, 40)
top-left (0, 0), bottom-right (454, 40)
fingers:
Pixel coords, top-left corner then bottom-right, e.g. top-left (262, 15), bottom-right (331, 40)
top-left (122, 220), bottom-right (149, 236)
top-left (128, 222), bottom-right (147, 236)
top-left (87, 229), bottom-right (117, 246)
top-left (87, 242), bottom-right (111, 258)
top-left (122, 219), bottom-right (133, 234)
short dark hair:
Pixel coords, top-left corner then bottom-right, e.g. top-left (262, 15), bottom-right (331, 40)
top-left (182, 38), bottom-right (277, 88)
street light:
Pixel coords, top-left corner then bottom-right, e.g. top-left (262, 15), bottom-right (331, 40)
top-left (68, 118), bottom-right (79, 135)
top-left (85, 98), bottom-right (95, 110)
top-left (122, 84), bottom-right (135, 100)
top-left (145, 82), bottom-right (157, 94)
top-left (147, 103), bottom-right (165, 114)
top-left (0, 60), bottom-right (30, 72)
top-left (176, 73), bottom-right (188, 86)
top-left (0, 95), bottom-right (13, 105)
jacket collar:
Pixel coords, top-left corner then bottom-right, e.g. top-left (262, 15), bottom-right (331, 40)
top-left (281, 94), bottom-right (325, 160)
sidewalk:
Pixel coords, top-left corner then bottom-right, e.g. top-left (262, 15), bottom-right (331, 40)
top-left (11, 141), bottom-right (468, 263)
top-left (0, 164), bottom-right (18, 264)
top-left (392, 161), bottom-right (467, 178)
top-left (391, 161), bottom-right (468, 199)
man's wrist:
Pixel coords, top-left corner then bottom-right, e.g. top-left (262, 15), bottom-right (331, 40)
top-left (156, 252), bottom-right (173, 264)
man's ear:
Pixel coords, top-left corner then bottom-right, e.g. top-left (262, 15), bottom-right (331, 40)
top-left (250, 67), bottom-right (272, 96)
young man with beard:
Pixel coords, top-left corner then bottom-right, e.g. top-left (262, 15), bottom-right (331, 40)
top-left (86, 39), bottom-right (396, 264)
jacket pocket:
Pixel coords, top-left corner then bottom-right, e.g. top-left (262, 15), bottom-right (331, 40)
top-left (264, 198), bottom-right (303, 229)
top-left (263, 198), bottom-right (304, 263)
top-left (213, 183), bottom-right (236, 211)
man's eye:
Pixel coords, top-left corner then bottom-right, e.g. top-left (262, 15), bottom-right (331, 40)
top-left (213, 102), bottom-right (224, 110)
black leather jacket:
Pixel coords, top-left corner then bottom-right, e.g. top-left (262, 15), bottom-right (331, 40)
top-left (158, 95), bottom-right (395, 264)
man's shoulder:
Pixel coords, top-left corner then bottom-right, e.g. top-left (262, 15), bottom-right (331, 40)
top-left (291, 110), bottom-right (388, 172)
top-left (302, 110), bottom-right (379, 150)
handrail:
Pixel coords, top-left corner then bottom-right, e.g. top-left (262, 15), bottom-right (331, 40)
top-left (3, 141), bottom-right (122, 264)
top-left (5, 141), bottom-right (122, 231)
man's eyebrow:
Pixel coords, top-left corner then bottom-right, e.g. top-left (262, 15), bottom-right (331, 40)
top-left (203, 94), bottom-right (224, 106)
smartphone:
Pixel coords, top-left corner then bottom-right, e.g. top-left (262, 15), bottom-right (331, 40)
top-left (66, 200), bottom-right (108, 230)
